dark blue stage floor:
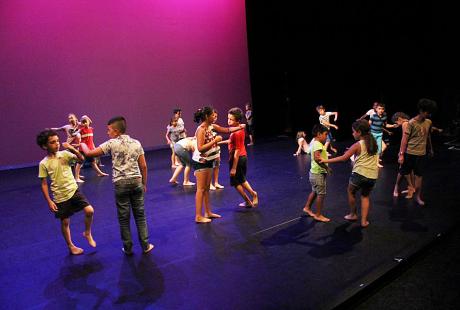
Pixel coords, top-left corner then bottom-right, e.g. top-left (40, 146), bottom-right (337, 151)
top-left (1, 138), bottom-right (459, 309)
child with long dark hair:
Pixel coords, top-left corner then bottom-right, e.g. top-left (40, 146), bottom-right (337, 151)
top-left (320, 120), bottom-right (379, 227)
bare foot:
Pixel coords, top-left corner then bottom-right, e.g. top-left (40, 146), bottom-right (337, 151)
top-left (83, 232), bottom-right (96, 247)
top-left (401, 189), bottom-right (409, 194)
top-left (393, 189), bottom-right (399, 197)
top-left (303, 207), bottom-right (315, 217)
top-left (252, 192), bottom-right (258, 206)
top-left (377, 163), bottom-right (384, 168)
top-left (195, 216), bottom-right (212, 223)
top-left (169, 179), bottom-right (178, 185)
top-left (416, 197), bottom-right (425, 206)
top-left (75, 178), bottom-right (85, 183)
top-left (97, 172), bottom-right (109, 177)
top-left (361, 221), bottom-right (370, 228)
top-left (314, 214), bottom-right (331, 222)
top-left (143, 243), bottom-right (154, 254)
top-left (214, 183), bottom-right (224, 189)
top-left (344, 214), bottom-right (358, 221)
top-left (183, 182), bottom-right (195, 186)
top-left (239, 201), bottom-right (253, 208)
top-left (69, 246), bottom-right (84, 255)
top-left (79, 175), bottom-right (85, 179)
top-left (405, 187), bottom-right (415, 199)
top-left (205, 212), bottom-right (222, 219)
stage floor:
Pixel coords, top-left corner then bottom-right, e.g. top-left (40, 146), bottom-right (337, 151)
top-left (1, 138), bottom-right (459, 309)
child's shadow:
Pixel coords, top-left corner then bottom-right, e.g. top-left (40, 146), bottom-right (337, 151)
top-left (307, 222), bottom-right (363, 258)
top-left (114, 254), bottom-right (164, 307)
top-left (259, 217), bottom-right (317, 247)
top-left (44, 255), bottom-right (109, 309)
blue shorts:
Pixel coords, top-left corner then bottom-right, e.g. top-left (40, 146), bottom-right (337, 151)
top-left (371, 132), bottom-right (383, 155)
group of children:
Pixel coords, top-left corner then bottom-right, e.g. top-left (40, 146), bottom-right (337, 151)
top-left (298, 98), bottom-right (438, 227)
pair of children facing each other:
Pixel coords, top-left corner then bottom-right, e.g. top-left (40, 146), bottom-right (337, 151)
top-left (38, 116), bottom-right (154, 255)
top-left (52, 113), bottom-right (108, 182)
top-left (167, 108), bottom-right (225, 190)
top-left (192, 107), bottom-right (258, 223)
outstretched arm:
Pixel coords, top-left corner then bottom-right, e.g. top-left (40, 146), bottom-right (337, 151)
top-left (62, 142), bottom-right (84, 162)
top-left (321, 142), bottom-right (360, 164)
top-left (212, 123), bottom-right (245, 134)
top-left (80, 143), bottom-right (104, 158)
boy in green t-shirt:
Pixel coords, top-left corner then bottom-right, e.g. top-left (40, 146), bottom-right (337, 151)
top-left (303, 124), bottom-right (331, 222)
top-left (37, 129), bottom-right (96, 255)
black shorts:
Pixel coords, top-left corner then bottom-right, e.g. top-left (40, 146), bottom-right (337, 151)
top-left (229, 155), bottom-right (247, 186)
top-left (349, 172), bottom-right (376, 197)
top-left (399, 153), bottom-right (426, 176)
top-left (55, 189), bottom-right (90, 219)
top-left (192, 159), bottom-right (214, 172)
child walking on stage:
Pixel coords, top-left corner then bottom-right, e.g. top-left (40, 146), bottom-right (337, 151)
top-left (169, 136), bottom-right (196, 186)
top-left (316, 105), bottom-right (339, 154)
top-left (369, 102), bottom-right (398, 167)
top-left (74, 115), bottom-right (108, 182)
top-left (245, 103), bottom-right (254, 146)
top-left (392, 99), bottom-right (437, 205)
top-left (320, 120), bottom-right (379, 228)
top-left (192, 107), bottom-right (245, 223)
top-left (37, 129), bottom-right (96, 255)
top-left (166, 116), bottom-right (183, 168)
top-left (302, 124), bottom-right (331, 222)
top-left (81, 116), bottom-right (154, 255)
top-left (293, 131), bottom-right (310, 156)
top-left (226, 108), bottom-right (258, 208)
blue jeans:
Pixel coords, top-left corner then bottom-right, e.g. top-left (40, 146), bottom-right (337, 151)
top-left (114, 178), bottom-right (150, 252)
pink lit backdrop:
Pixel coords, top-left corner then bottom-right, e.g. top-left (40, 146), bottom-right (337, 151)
top-left (0, 0), bottom-right (250, 167)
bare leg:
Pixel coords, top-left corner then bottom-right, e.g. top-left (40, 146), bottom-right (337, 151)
top-left (241, 181), bottom-right (258, 205)
top-left (303, 192), bottom-right (317, 217)
top-left (195, 169), bottom-right (211, 223)
top-left (169, 165), bottom-right (184, 184)
top-left (204, 169), bottom-right (221, 218)
top-left (404, 174), bottom-right (416, 198)
top-left (183, 166), bottom-right (194, 185)
top-left (236, 184), bottom-right (253, 207)
top-left (75, 163), bottom-right (84, 182)
top-left (414, 175), bottom-right (425, 205)
top-left (82, 205), bottom-right (96, 247)
top-left (91, 162), bottom-right (108, 176)
top-left (345, 185), bottom-right (358, 220)
top-left (61, 218), bottom-right (83, 255)
top-left (313, 194), bottom-right (330, 222)
top-left (360, 196), bottom-right (370, 227)
top-left (393, 173), bottom-right (404, 197)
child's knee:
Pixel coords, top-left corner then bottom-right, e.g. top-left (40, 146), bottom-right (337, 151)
top-left (84, 205), bottom-right (94, 216)
top-left (61, 218), bottom-right (70, 226)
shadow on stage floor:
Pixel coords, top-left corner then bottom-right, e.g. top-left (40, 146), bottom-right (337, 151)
top-left (1, 137), bottom-right (459, 309)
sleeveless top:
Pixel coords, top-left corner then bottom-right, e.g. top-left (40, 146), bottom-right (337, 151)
top-left (352, 140), bottom-right (379, 179)
top-left (192, 125), bottom-right (220, 162)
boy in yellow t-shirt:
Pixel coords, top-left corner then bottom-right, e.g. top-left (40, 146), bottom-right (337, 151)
top-left (37, 129), bottom-right (96, 255)
top-left (302, 124), bottom-right (331, 222)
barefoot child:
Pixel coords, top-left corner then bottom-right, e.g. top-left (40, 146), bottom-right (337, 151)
top-left (369, 102), bottom-right (398, 167)
top-left (226, 107), bottom-right (258, 208)
top-left (37, 129), bottom-right (96, 255)
top-left (393, 99), bottom-right (437, 205)
top-left (293, 131), bottom-right (310, 156)
top-left (320, 120), bottom-right (379, 227)
top-left (316, 105), bottom-right (338, 154)
top-left (169, 136), bottom-right (196, 186)
top-left (302, 124), bottom-right (331, 222)
top-left (81, 116), bottom-right (154, 255)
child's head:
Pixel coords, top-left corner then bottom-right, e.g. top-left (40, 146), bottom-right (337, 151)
top-left (312, 124), bottom-right (328, 144)
top-left (375, 102), bottom-right (385, 116)
top-left (391, 112), bottom-right (410, 125)
top-left (173, 108), bottom-right (182, 118)
top-left (193, 106), bottom-right (214, 124)
top-left (68, 113), bottom-right (78, 125)
top-left (245, 102), bottom-right (252, 110)
top-left (80, 115), bottom-right (92, 127)
top-left (37, 129), bottom-right (60, 153)
top-left (228, 107), bottom-right (243, 127)
top-left (351, 120), bottom-right (377, 155)
top-left (417, 98), bottom-right (437, 119)
top-left (372, 101), bottom-right (379, 110)
top-left (296, 131), bottom-right (306, 139)
top-left (316, 105), bottom-right (325, 115)
top-left (169, 117), bottom-right (178, 127)
top-left (107, 116), bottom-right (126, 138)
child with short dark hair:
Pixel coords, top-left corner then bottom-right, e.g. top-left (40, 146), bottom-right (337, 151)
top-left (37, 129), bottom-right (96, 255)
top-left (80, 116), bottom-right (154, 255)
top-left (369, 102), bottom-right (398, 167)
top-left (394, 99), bottom-right (437, 205)
top-left (320, 120), bottom-right (379, 227)
top-left (227, 107), bottom-right (258, 208)
top-left (302, 124), bottom-right (331, 222)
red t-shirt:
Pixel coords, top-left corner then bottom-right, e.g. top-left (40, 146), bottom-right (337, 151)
top-left (79, 126), bottom-right (96, 150)
top-left (229, 129), bottom-right (247, 157)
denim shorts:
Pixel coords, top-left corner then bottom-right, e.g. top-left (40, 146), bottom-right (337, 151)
top-left (192, 159), bottom-right (214, 172)
top-left (174, 144), bottom-right (192, 167)
top-left (349, 172), bottom-right (376, 197)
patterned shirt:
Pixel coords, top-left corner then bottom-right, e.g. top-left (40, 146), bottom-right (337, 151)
top-left (319, 112), bottom-right (334, 129)
top-left (38, 151), bottom-right (78, 203)
top-left (370, 113), bottom-right (387, 134)
top-left (99, 135), bottom-right (144, 182)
